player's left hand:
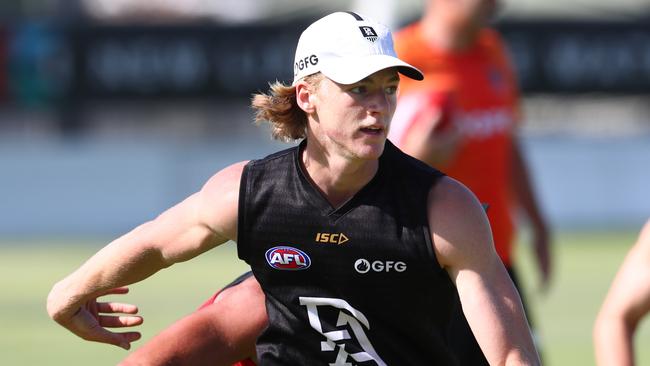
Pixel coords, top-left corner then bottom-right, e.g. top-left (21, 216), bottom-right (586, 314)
top-left (56, 287), bottom-right (143, 350)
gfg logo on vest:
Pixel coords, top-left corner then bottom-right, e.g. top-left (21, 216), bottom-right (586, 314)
top-left (354, 259), bottom-right (407, 274)
top-left (266, 246), bottom-right (312, 270)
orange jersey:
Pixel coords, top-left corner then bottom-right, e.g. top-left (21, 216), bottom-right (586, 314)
top-left (392, 24), bottom-right (520, 265)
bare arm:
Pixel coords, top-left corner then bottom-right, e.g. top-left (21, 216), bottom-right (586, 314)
top-left (429, 177), bottom-right (540, 365)
top-left (511, 139), bottom-right (551, 290)
top-left (46, 161), bottom-right (247, 349)
top-left (594, 220), bottom-right (650, 366)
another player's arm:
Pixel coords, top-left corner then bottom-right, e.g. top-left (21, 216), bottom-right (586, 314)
top-left (510, 139), bottom-right (551, 289)
top-left (46, 161), bottom-right (247, 349)
top-left (428, 177), bottom-right (540, 366)
top-left (594, 220), bottom-right (650, 366)
top-left (119, 275), bottom-right (266, 366)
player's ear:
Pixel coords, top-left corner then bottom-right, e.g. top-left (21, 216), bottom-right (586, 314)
top-left (296, 80), bottom-right (316, 114)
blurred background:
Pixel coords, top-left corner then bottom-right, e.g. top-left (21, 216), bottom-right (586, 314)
top-left (0, 0), bottom-right (649, 365)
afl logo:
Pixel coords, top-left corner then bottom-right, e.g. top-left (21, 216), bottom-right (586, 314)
top-left (266, 246), bottom-right (312, 270)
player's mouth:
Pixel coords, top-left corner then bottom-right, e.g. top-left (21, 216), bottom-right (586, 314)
top-left (359, 125), bottom-right (385, 136)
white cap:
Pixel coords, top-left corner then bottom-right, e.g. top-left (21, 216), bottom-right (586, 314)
top-left (292, 11), bottom-right (424, 85)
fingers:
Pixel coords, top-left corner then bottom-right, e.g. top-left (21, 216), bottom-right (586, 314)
top-left (99, 315), bottom-right (144, 328)
top-left (64, 289), bottom-right (142, 350)
top-left (69, 307), bottom-right (142, 350)
top-left (88, 327), bottom-right (142, 350)
top-left (101, 287), bottom-right (130, 296)
top-left (117, 332), bottom-right (142, 350)
top-left (97, 302), bottom-right (139, 314)
top-left (98, 330), bottom-right (142, 350)
top-left (96, 302), bottom-right (143, 328)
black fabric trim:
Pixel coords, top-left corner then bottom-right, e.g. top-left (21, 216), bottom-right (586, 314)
top-left (236, 162), bottom-right (251, 263)
top-left (344, 11), bottom-right (364, 21)
top-left (422, 176), bottom-right (447, 274)
top-left (222, 271), bottom-right (254, 291)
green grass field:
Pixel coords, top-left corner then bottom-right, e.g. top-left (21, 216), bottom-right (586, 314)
top-left (1, 232), bottom-right (649, 365)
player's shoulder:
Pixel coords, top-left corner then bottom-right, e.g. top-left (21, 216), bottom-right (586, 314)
top-left (477, 28), bottom-right (511, 60)
top-left (637, 219), bottom-right (650, 251)
top-left (427, 176), bottom-right (488, 235)
top-left (477, 28), bottom-right (504, 48)
top-left (202, 144), bottom-right (298, 193)
top-left (240, 144), bottom-right (299, 185)
top-left (200, 161), bottom-right (249, 200)
top-left (210, 160), bottom-right (248, 183)
top-left (429, 176), bottom-right (479, 209)
top-left (384, 141), bottom-right (443, 178)
top-left (246, 144), bottom-right (297, 169)
top-left (427, 176), bottom-right (493, 263)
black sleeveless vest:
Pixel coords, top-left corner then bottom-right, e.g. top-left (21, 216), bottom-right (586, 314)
top-left (238, 140), bottom-right (459, 365)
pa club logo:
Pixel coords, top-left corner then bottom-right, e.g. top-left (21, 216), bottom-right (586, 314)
top-left (266, 246), bottom-right (311, 270)
top-left (358, 26), bottom-right (378, 42)
top-left (300, 297), bottom-right (388, 366)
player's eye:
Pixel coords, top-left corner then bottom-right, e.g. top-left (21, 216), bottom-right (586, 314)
top-left (349, 85), bottom-right (368, 94)
top-left (385, 85), bottom-right (398, 95)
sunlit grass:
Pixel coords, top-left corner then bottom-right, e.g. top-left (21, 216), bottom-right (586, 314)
top-left (1, 231), bottom-right (648, 365)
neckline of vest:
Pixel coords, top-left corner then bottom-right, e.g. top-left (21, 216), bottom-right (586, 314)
top-left (293, 139), bottom-right (388, 219)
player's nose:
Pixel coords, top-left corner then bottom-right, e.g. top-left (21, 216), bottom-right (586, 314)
top-left (367, 90), bottom-right (393, 116)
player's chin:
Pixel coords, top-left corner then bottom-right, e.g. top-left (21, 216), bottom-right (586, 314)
top-left (353, 140), bottom-right (386, 160)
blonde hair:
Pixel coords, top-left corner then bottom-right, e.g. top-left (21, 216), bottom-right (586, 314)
top-left (252, 73), bottom-right (322, 142)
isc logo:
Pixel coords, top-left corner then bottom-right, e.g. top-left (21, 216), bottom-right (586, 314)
top-left (315, 232), bottom-right (349, 245)
top-left (265, 246), bottom-right (312, 270)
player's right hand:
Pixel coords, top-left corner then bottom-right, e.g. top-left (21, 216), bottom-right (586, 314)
top-left (395, 90), bottom-right (462, 167)
top-left (49, 287), bottom-right (143, 350)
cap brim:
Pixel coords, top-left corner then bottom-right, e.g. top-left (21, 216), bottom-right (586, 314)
top-left (320, 54), bottom-right (424, 85)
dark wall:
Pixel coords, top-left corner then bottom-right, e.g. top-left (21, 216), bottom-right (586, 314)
top-left (499, 21), bottom-right (650, 94)
top-left (2, 19), bottom-right (650, 106)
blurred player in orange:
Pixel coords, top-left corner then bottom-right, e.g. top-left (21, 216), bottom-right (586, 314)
top-left (594, 219), bottom-right (650, 366)
top-left (388, 0), bottom-right (550, 363)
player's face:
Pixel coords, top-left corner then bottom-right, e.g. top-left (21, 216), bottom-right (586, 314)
top-left (310, 68), bottom-right (399, 161)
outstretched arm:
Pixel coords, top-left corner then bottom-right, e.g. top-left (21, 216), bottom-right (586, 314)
top-left (594, 220), bottom-right (650, 366)
top-left (429, 177), bottom-right (540, 365)
top-left (46, 161), bottom-right (246, 350)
